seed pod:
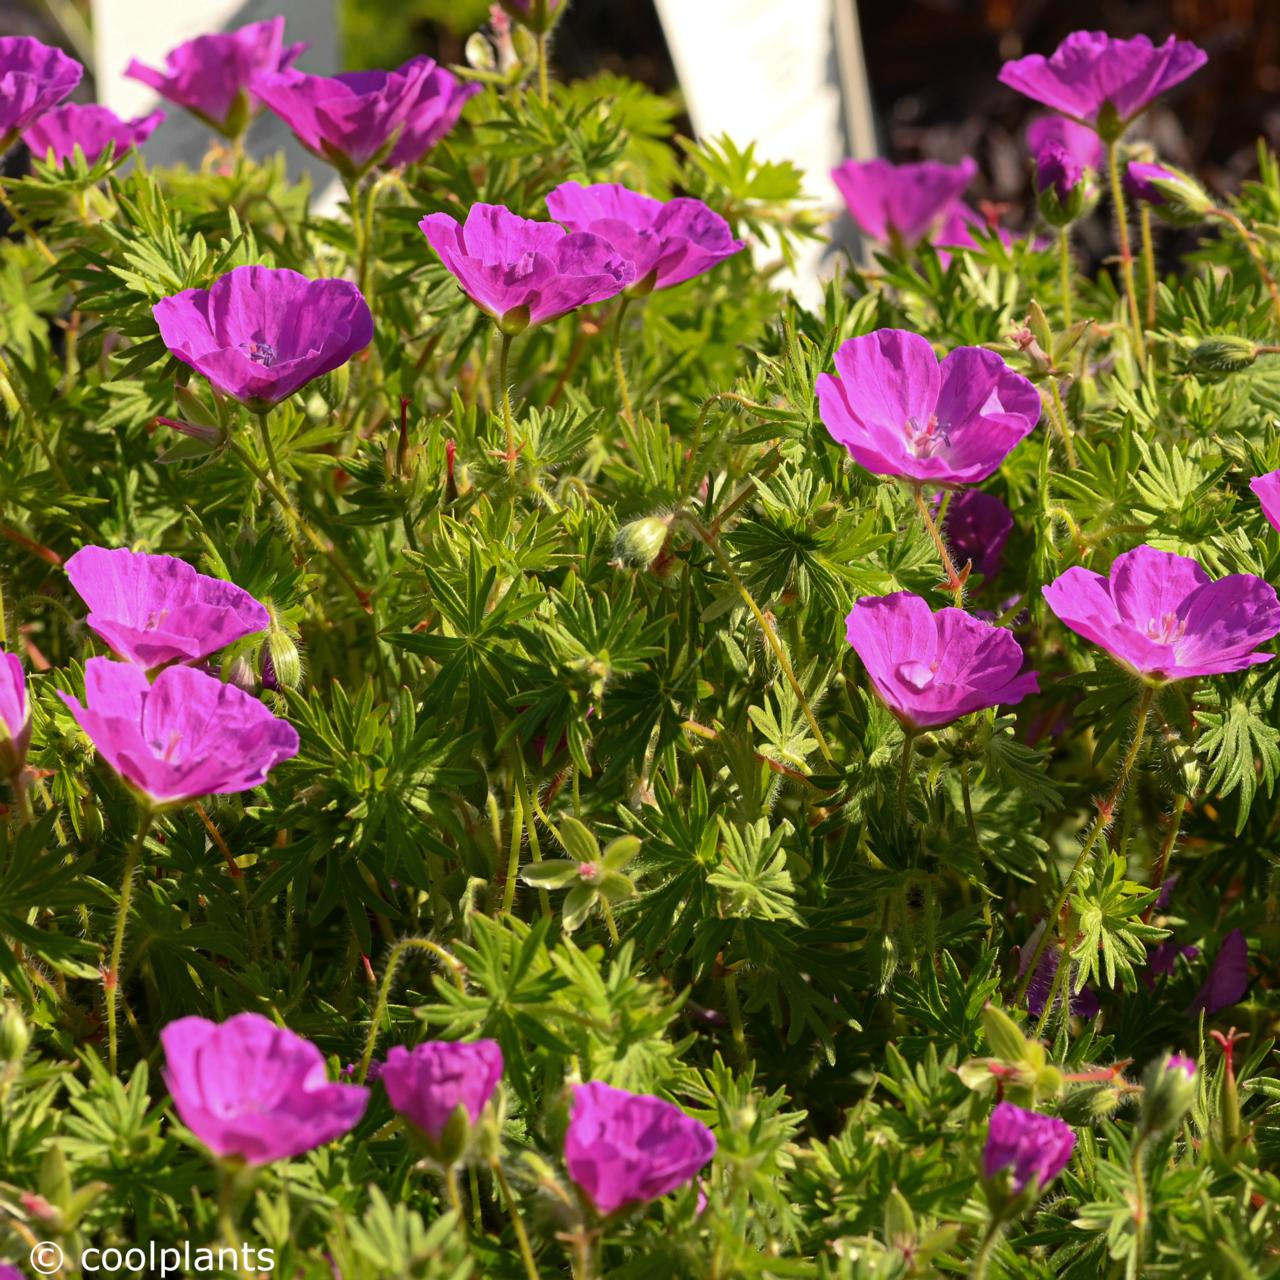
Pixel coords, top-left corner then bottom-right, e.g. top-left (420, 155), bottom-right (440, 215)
top-left (613, 514), bottom-right (671, 570)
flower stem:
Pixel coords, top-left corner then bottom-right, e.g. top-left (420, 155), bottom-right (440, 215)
top-left (679, 391), bottom-right (771, 505)
top-left (356, 937), bottom-right (467, 1082)
top-left (911, 484), bottom-right (965, 606)
top-left (252, 411), bottom-right (305, 554)
top-left (611, 299), bottom-right (636, 428)
top-left (684, 515), bottom-right (834, 764)
top-left (1015, 684), bottom-right (1155, 1004)
top-left (498, 331), bottom-right (518, 484)
top-left (1107, 140), bottom-right (1147, 368)
top-left (1047, 378), bottom-right (1078, 468)
top-left (970, 1219), bottom-right (1004, 1280)
top-left (1058, 227), bottom-right (1074, 329)
top-left (501, 757), bottom-right (525, 916)
top-left (107, 808), bottom-right (153, 1074)
top-left (960, 764), bottom-right (980, 847)
top-left (1130, 1134), bottom-right (1149, 1278)
top-left (1143, 793), bottom-right (1189, 922)
top-left (8, 771), bottom-right (32, 827)
top-left (724, 968), bottom-right (747, 1063)
top-left (1033, 941), bottom-right (1073, 1039)
top-left (536, 30), bottom-right (550, 103)
top-left (444, 1164), bottom-right (466, 1221)
top-left (897, 729), bottom-right (917, 814)
top-left (491, 1159), bottom-right (541, 1280)
top-left (1139, 206), bottom-right (1158, 328)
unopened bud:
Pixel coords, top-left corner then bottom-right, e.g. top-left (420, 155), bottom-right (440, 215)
top-left (612, 514), bottom-right (671, 569)
top-left (320, 361), bottom-right (351, 410)
top-left (0, 1002), bottom-right (29, 1064)
top-left (1058, 1081), bottom-right (1123, 1125)
top-left (265, 626), bottom-right (302, 691)
top-left (221, 655), bottom-right (256, 693)
top-left (465, 32), bottom-right (498, 73)
top-left (1127, 162), bottom-right (1213, 225)
top-left (1139, 1053), bottom-right (1197, 1136)
top-left (1189, 336), bottom-right (1259, 374)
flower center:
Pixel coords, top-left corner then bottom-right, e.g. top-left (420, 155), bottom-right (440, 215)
top-left (904, 414), bottom-right (949, 458)
top-left (1145, 611), bottom-right (1186, 646)
top-left (142, 608), bottom-right (169, 632)
top-left (896, 659), bottom-right (939, 691)
top-left (158, 730), bottom-right (184, 763)
top-left (238, 339), bottom-right (278, 367)
top-left (578, 862), bottom-right (601, 882)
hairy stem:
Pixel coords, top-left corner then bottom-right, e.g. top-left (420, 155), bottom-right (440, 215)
top-left (498, 331), bottom-right (518, 484)
top-left (1048, 379), bottom-right (1079, 469)
top-left (911, 484), bottom-right (965, 606)
top-left (107, 808), bottom-right (154, 1074)
top-left (611, 299), bottom-right (636, 428)
top-left (357, 937), bottom-right (467, 1082)
top-left (501, 758), bottom-right (525, 916)
top-left (1058, 227), bottom-right (1074, 329)
top-left (898, 729), bottom-right (917, 814)
top-left (1131, 1134), bottom-right (1149, 1278)
top-left (1213, 206), bottom-right (1280, 324)
top-left (1107, 140), bottom-right (1147, 368)
top-left (1140, 206), bottom-right (1157, 328)
top-left (491, 1159), bottom-right (541, 1280)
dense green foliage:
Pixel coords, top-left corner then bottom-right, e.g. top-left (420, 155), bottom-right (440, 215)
top-left (3, 29), bottom-right (1280, 1280)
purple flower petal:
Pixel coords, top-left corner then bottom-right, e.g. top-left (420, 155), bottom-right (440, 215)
top-left (1190, 928), bottom-right (1248, 1016)
top-left (23, 104), bottom-right (163, 166)
top-left (65, 546), bottom-right (269, 669)
top-left (381, 1040), bottom-right (503, 1142)
top-left (1044, 545), bottom-right (1280, 682)
top-left (983, 1102), bottom-right (1074, 1192)
top-left (565, 1081), bottom-right (716, 1216)
top-left (831, 157), bottom-right (976, 246)
top-left (153, 266), bottom-right (372, 408)
top-left (59, 658), bottom-right (298, 807)
top-left (998, 31), bottom-right (1206, 127)
top-left (125, 18), bottom-right (300, 136)
top-left (818, 329), bottom-right (1039, 485)
top-left (162, 1012), bottom-right (368, 1164)
top-left (0, 36), bottom-right (83, 144)
top-left (845, 592), bottom-right (1038, 729)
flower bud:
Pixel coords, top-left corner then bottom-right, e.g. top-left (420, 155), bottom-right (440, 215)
top-left (221, 655), bottom-right (256, 694)
top-left (1139, 1053), bottom-right (1197, 1136)
top-left (1058, 1081), bottom-right (1124, 1126)
top-left (320, 361), bottom-right (351, 411)
top-left (612, 514), bottom-right (671, 569)
top-left (0, 1002), bottom-right (29, 1065)
top-left (265, 625), bottom-right (302, 691)
top-left (465, 32), bottom-right (498, 73)
top-left (1126, 162), bottom-right (1213, 225)
top-left (1189, 336), bottom-right (1259, 374)
top-left (1034, 141), bottom-right (1087, 227)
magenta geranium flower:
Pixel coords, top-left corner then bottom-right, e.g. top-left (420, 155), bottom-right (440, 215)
top-left (385, 62), bottom-right (478, 168)
top-left (254, 57), bottom-right (451, 178)
top-left (125, 18), bottom-right (304, 138)
top-left (0, 654), bottom-right (31, 779)
top-left (65, 546), bottom-right (269, 669)
top-left (941, 490), bottom-right (1014, 582)
top-left (22, 104), bottom-right (163, 166)
top-left (1043, 545), bottom-right (1280, 682)
top-left (983, 1102), bottom-right (1075, 1193)
top-left (161, 1013), bottom-right (368, 1165)
top-left (845, 592), bottom-right (1038, 729)
top-left (0, 36), bottom-right (82, 149)
top-left (153, 265), bottom-right (373, 409)
top-left (59, 659), bottom-right (298, 808)
top-left (831, 157), bottom-right (976, 248)
top-left (565, 1081), bottom-right (716, 1216)
top-left (545, 182), bottom-right (744, 295)
top-left (816, 329), bottom-right (1041, 485)
top-left (381, 1040), bottom-right (503, 1144)
top-left (419, 204), bottom-right (635, 333)
top-left (998, 32), bottom-right (1207, 132)
top-left (1026, 115), bottom-right (1106, 172)
top-left (1251, 470), bottom-right (1280, 532)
